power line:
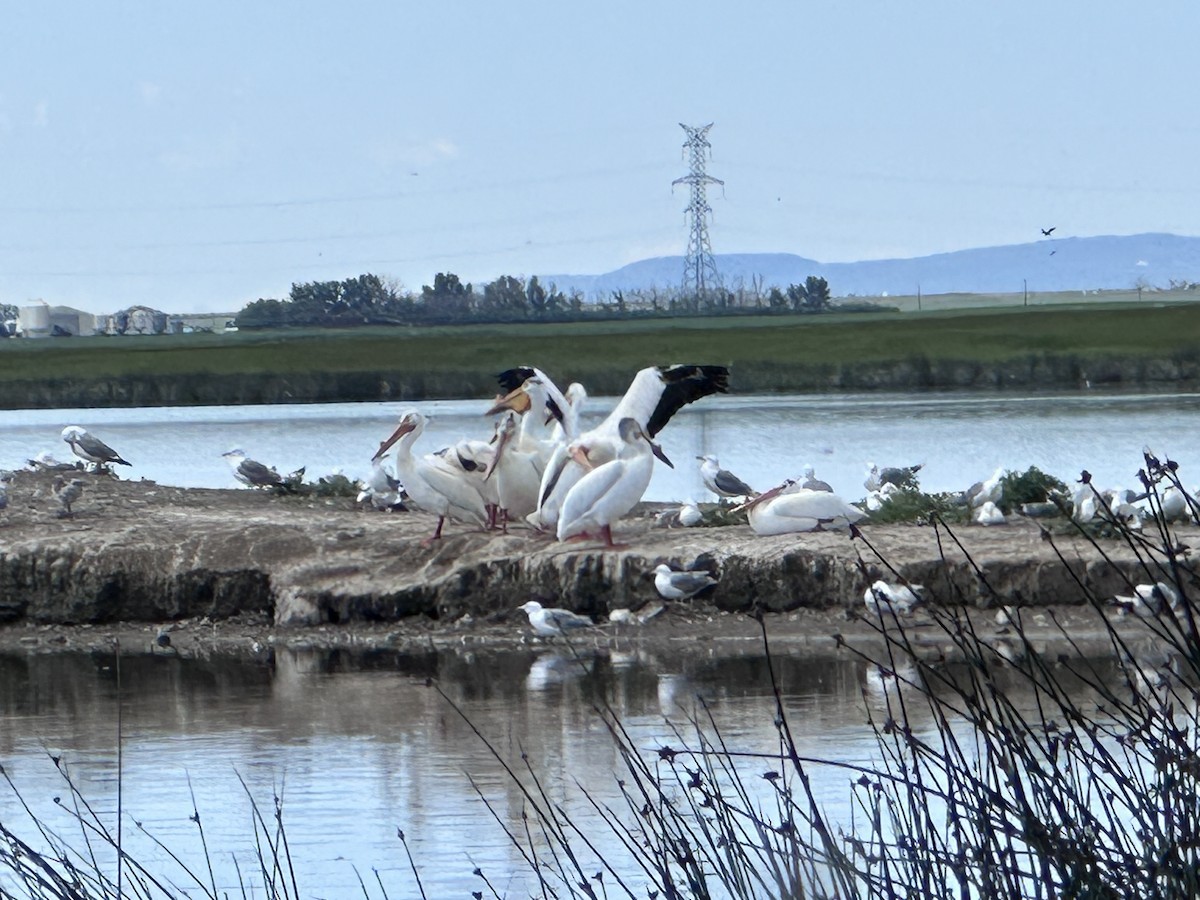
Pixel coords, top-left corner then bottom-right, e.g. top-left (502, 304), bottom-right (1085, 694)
top-left (672, 123), bottom-right (723, 298)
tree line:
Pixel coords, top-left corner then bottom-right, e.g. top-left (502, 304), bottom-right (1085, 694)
top-left (234, 272), bottom-right (835, 329)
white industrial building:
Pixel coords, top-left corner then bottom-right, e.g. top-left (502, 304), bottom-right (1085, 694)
top-left (16, 304), bottom-right (97, 338)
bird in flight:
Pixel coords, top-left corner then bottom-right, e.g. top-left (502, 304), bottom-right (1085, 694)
top-left (1041, 227), bottom-right (1056, 237)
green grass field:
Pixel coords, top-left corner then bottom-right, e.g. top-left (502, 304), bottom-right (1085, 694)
top-left (2, 299), bottom-right (1198, 406)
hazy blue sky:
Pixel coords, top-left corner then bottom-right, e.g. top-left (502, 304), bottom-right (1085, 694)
top-left (2, 2), bottom-right (1196, 314)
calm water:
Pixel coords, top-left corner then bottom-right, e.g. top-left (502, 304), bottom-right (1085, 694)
top-left (3, 389), bottom-right (1200, 500)
top-left (0, 642), bottom-right (1127, 897)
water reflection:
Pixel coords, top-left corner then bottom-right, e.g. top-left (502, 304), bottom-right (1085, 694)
top-left (0, 642), bottom-right (1182, 895)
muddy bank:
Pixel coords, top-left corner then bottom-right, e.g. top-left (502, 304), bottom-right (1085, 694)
top-left (0, 468), bottom-right (1191, 650)
top-left (4, 352), bottom-right (1199, 409)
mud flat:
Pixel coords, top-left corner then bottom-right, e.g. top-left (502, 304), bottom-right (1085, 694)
top-left (0, 468), bottom-right (1191, 656)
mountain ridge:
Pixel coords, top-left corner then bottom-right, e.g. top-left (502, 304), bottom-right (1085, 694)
top-left (539, 232), bottom-right (1200, 298)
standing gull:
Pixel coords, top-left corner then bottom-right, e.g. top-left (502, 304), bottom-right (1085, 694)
top-left (698, 454), bottom-right (756, 499)
top-left (52, 476), bottom-right (85, 517)
top-left (801, 464), bottom-right (833, 493)
top-left (518, 600), bottom-right (594, 637)
top-left (864, 462), bottom-right (923, 492)
top-left (653, 564), bottom-right (719, 601)
top-left (61, 426), bottom-right (131, 469)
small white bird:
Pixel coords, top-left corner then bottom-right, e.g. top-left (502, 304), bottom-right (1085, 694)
top-left (800, 464), bottom-right (833, 493)
top-left (653, 563), bottom-right (719, 602)
top-left (966, 467), bottom-right (1004, 508)
top-left (357, 454), bottom-right (405, 511)
top-left (1114, 581), bottom-right (1181, 617)
top-left (654, 501), bottom-right (704, 528)
top-left (61, 426), bottom-right (131, 469)
top-left (1161, 486), bottom-right (1190, 522)
top-left (223, 449), bottom-right (285, 489)
top-left (863, 580), bottom-right (925, 616)
top-left (518, 600), bottom-right (594, 637)
top-left (974, 501), bottom-right (1006, 526)
top-left (697, 454), bottom-right (756, 499)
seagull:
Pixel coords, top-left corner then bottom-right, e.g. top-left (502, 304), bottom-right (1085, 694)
top-left (373, 409), bottom-right (488, 541)
top-left (1161, 486), bottom-right (1190, 522)
top-left (223, 449), bottom-right (286, 489)
top-left (974, 501), bottom-right (1006, 526)
top-left (518, 600), bottom-right (594, 637)
top-left (698, 454), bottom-right (756, 499)
top-left (1114, 581), bottom-right (1180, 617)
top-left (864, 462), bottom-right (922, 493)
top-left (801, 464), bottom-right (833, 493)
top-left (966, 467), bottom-right (1005, 508)
top-left (863, 580), bottom-right (925, 616)
top-left (28, 451), bottom-right (77, 472)
top-left (510, 364), bottom-right (728, 530)
top-left (653, 563), bottom-right (719, 601)
top-left (1041, 226), bottom-right (1056, 237)
top-left (52, 476), bottom-right (84, 517)
top-left (736, 480), bottom-right (865, 535)
top-left (357, 454), bottom-right (405, 511)
top-left (61, 426), bottom-right (131, 469)
top-left (557, 417), bottom-right (658, 546)
top-left (655, 501), bottom-right (704, 528)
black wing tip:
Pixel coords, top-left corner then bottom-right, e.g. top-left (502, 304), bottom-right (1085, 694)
top-left (657, 364), bottom-right (731, 393)
top-left (496, 367), bottom-right (538, 392)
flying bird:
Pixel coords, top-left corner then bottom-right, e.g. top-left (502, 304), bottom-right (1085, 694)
top-left (518, 600), bottom-right (594, 637)
top-left (223, 449), bottom-right (286, 489)
top-left (1041, 227), bottom-right (1056, 237)
top-left (61, 426), bottom-right (131, 469)
top-left (653, 563), bottom-right (719, 602)
top-left (698, 454), bottom-right (756, 499)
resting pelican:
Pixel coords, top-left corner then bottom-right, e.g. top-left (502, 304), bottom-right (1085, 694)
top-left (698, 454), bottom-right (756, 499)
top-left (737, 480), bottom-right (865, 535)
top-left (373, 410), bottom-right (488, 541)
top-left (223, 449), bottom-right (285, 489)
top-left (61, 426), bottom-right (131, 468)
top-left (524, 364), bottom-right (728, 530)
top-left (486, 411), bottom-right (542, 528)
top-left (557, 417), bottom-right (658, 546)
top-left (653, 563), bottom-right (719, 601)
top-left (518, 600), bottom-right (594, 637)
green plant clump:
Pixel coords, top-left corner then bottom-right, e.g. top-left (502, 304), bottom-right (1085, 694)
top-left (863, 490), bottom-right (971, 525)
top-left (999, 465), bottom-right (1070, 512)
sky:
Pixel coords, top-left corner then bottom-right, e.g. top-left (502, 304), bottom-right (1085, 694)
top-left (2, 1), bottom-right (1197, 315)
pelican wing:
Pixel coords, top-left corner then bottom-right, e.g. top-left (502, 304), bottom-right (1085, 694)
top-left (496, 366), bottom-right (539, 393)
top-left (418, 460), bottom-right (486, 519)
top-left (644, 365), bottom-right (730, 437)
top-left (559, 461), bottom-right (628, 525)
top-left (771, 490), bottom-right (865, 524)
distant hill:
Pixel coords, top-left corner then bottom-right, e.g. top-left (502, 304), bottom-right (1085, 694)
top-left (540, 233), bottom-right (1200, 298)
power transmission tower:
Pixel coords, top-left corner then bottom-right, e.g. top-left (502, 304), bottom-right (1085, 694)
top-left (672, 123), bottom-right (723, 300)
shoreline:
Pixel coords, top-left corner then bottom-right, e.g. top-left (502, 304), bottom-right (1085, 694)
top-left (0, 468), bottom-right (1191, 657)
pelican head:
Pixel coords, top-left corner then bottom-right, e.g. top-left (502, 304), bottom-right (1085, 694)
top-left (622, 418), bottom-right (674, 468)
top-left (485, 381), bottom-right (535, 416)
top-left (485, 413), bottom-right (520, 481)
top-left (373, 410), bottom-right (423, 461)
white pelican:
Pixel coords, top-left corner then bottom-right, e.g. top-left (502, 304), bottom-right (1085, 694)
top-left (698, 454), bottom-right (756, 499)
top-left (864, 461), bottom-right (923, 492)
top-left (738, 480), bottom-right (865, 535)
top-left (1161, 485), bottom-right (1190, 522)
top-left (863, 580), bottom-right (925, 616)
top-left (1114, 581), bottom-right (1180, 617)
top-left (518, 600), bottom-right (594, 637)
top-left (61, 426), bottom-right (131, 468)
top-left (557, 417), bottom-right (658, 546)
top-left (966, 467), bottom-right (1004, 508)
top-left (973, 500), bottom-right (1006, 526)
top-left (373, 410), bottom-right (488, 541)
top-left (508, 364), bottom-right (728, 530)
top-left (431, 436), bottom-right (498, 524)
top-left (801, 464), bottom-right (833, 493)
top-left (491, 367), bottom-right (577, 460)
top-left (653, 563), bottom-right (719, 601)
top-left (486, 411), bottom-right (543, 528)
top-left (223, 449), bottom-right (285, 489)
